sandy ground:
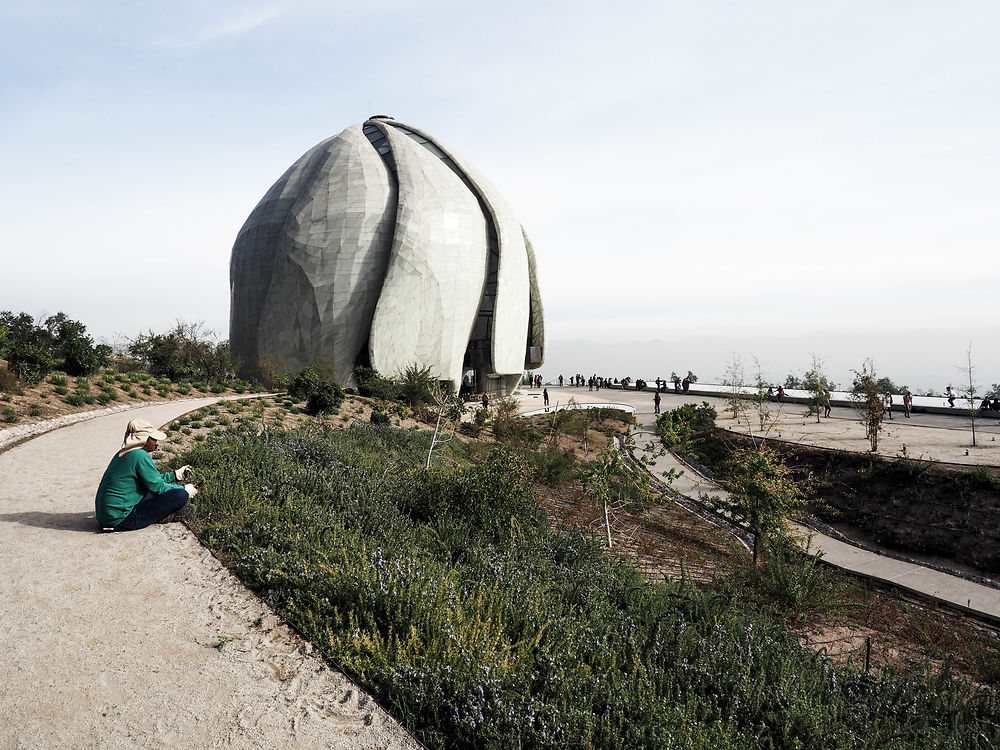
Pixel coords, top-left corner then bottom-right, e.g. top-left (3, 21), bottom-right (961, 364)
top-left (0, 399), bottom-right (419, 750)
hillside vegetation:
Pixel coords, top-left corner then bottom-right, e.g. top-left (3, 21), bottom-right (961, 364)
top-left (174, 409), bottom-right (999, 749)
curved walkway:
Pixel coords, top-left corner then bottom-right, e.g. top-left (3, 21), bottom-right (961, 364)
top-left (517, 387), bottom-right (1000, 622)
top-left (0, 399), bottom-right (418, 750)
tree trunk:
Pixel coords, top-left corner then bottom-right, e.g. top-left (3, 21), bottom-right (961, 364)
top-left (603, 498), bottom-right (612, 549)
top-left (425, 402), bottom-right (446, 469)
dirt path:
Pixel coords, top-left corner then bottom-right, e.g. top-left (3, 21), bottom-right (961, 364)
top-left (0, 400), bottom-right (419, 750)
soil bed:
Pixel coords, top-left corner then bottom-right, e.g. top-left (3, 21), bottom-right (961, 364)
top-left (685, 428), bottom-right (1000, 576)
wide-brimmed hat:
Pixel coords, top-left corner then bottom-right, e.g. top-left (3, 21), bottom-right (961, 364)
top-left (120, 418), bottom-right (168, 454)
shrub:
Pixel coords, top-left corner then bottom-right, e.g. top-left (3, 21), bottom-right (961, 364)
top-left (530, 446), bottom-right (579, 485)
top-left (98, 393), bottom-right (112, 405)
top-left (210, 382), bottom-right (226, 394)
top-left (354, 365), bottom-right (400, 401)
top-left (474, 407), bottom-right (489, 426)
top-left (408, 447), bottom-right (537, 538)
top-left (2, 407), bottom-right (18, 423)
top-left (0, 363), bottom-right (16, 392)
top-left (29, 404), bottom-right (41, 416)
top-left (491, 396), bottom-right (543, 449)
top-left (655, 401), bottom-right (717, 449)
top-left (305, 381), bottom-right (344, 416)
top-left (459, 422), bottom-right (482, 437)
top-left (65, 393), bottom-right (84, 407)
top-left (288, 368), bottom-right (323, 402)
top-left (399, 364), bottom-right (437, 407)
top-left (369, 406), bottom-right (392, 426)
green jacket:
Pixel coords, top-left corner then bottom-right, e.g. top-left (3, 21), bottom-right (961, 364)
top-left (95, 449), bottom-right (182, 527)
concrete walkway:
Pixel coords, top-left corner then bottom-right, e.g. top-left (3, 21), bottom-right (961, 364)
top-left (0, 399), bottom-right (418, 750)
top-left (517, 386), bottom-right (1000, 622)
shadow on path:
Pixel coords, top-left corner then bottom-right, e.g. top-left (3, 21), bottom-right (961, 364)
top-left (0, 510), bottom-right (100, 533)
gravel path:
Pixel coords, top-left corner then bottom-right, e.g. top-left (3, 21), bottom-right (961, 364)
top-left (0, 399), bottom-right (419, 750)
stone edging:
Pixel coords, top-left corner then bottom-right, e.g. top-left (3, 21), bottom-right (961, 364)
top-left (0, 395), bottom-right (279, 456)
top-left (0, 400), bottom-right (181, 455)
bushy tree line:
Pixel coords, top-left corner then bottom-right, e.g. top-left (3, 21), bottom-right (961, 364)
top-left (0, 311), bottom-right (111, 382)
top-left (125, 321), bottom-right (236, 383)
top-left (0, 312), bottom-right (246, 390)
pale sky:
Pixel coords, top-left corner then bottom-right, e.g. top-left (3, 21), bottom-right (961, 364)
top-left (2, 1), bottom-right (997, 392)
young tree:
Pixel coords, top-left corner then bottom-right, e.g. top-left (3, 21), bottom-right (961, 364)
top-left (749, 358), bottom-right (779, 436)
top-left (801, 354), bottom-right (834, 424)
top-left (723, 353), bottom-right (748, 423)
top-left (581, 432), bottom-right (658, 549)
top-left (425, 390), bottom-right (466, 468)
top-left (957, 342), bottom-right (980, 448)
top-left (724, 444), bottom-right (804, 564)
top-left (851, 360), bottom-right (886, 452)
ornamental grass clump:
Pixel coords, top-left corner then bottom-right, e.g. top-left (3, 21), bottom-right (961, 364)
top-left (179, 422), bottom-right (1000, 750)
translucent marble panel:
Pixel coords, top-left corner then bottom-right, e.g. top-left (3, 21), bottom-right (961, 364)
top-left (230, 125), bottom-right (395, 386)
top-left (368, 124), bottom-right (488, 389)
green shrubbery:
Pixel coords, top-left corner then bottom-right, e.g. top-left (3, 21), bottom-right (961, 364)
top-left (655, 401), bottom-right (717, 449)
top-left (126, 321), bottom-right (234, 383)
top-left (179, 422), bottom-right (999, 750)
top-left (287, 367), bottom-right (345, 416)
top-left (354, 365), bottom-right (401, 401)
top-left (529, 446), bottom-right (578, 485)
top-left (0, 311), bottom-right (111, 382)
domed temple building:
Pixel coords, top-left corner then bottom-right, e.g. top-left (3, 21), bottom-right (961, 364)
top-left (230, 116), bottom-right (544, 395)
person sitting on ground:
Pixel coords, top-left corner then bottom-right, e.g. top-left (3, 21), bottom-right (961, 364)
top-left (95, 418), bottom-right (197, 531)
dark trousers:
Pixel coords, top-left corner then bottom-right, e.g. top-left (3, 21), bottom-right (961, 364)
top-left (115, 488), bottom-right (188, 531)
